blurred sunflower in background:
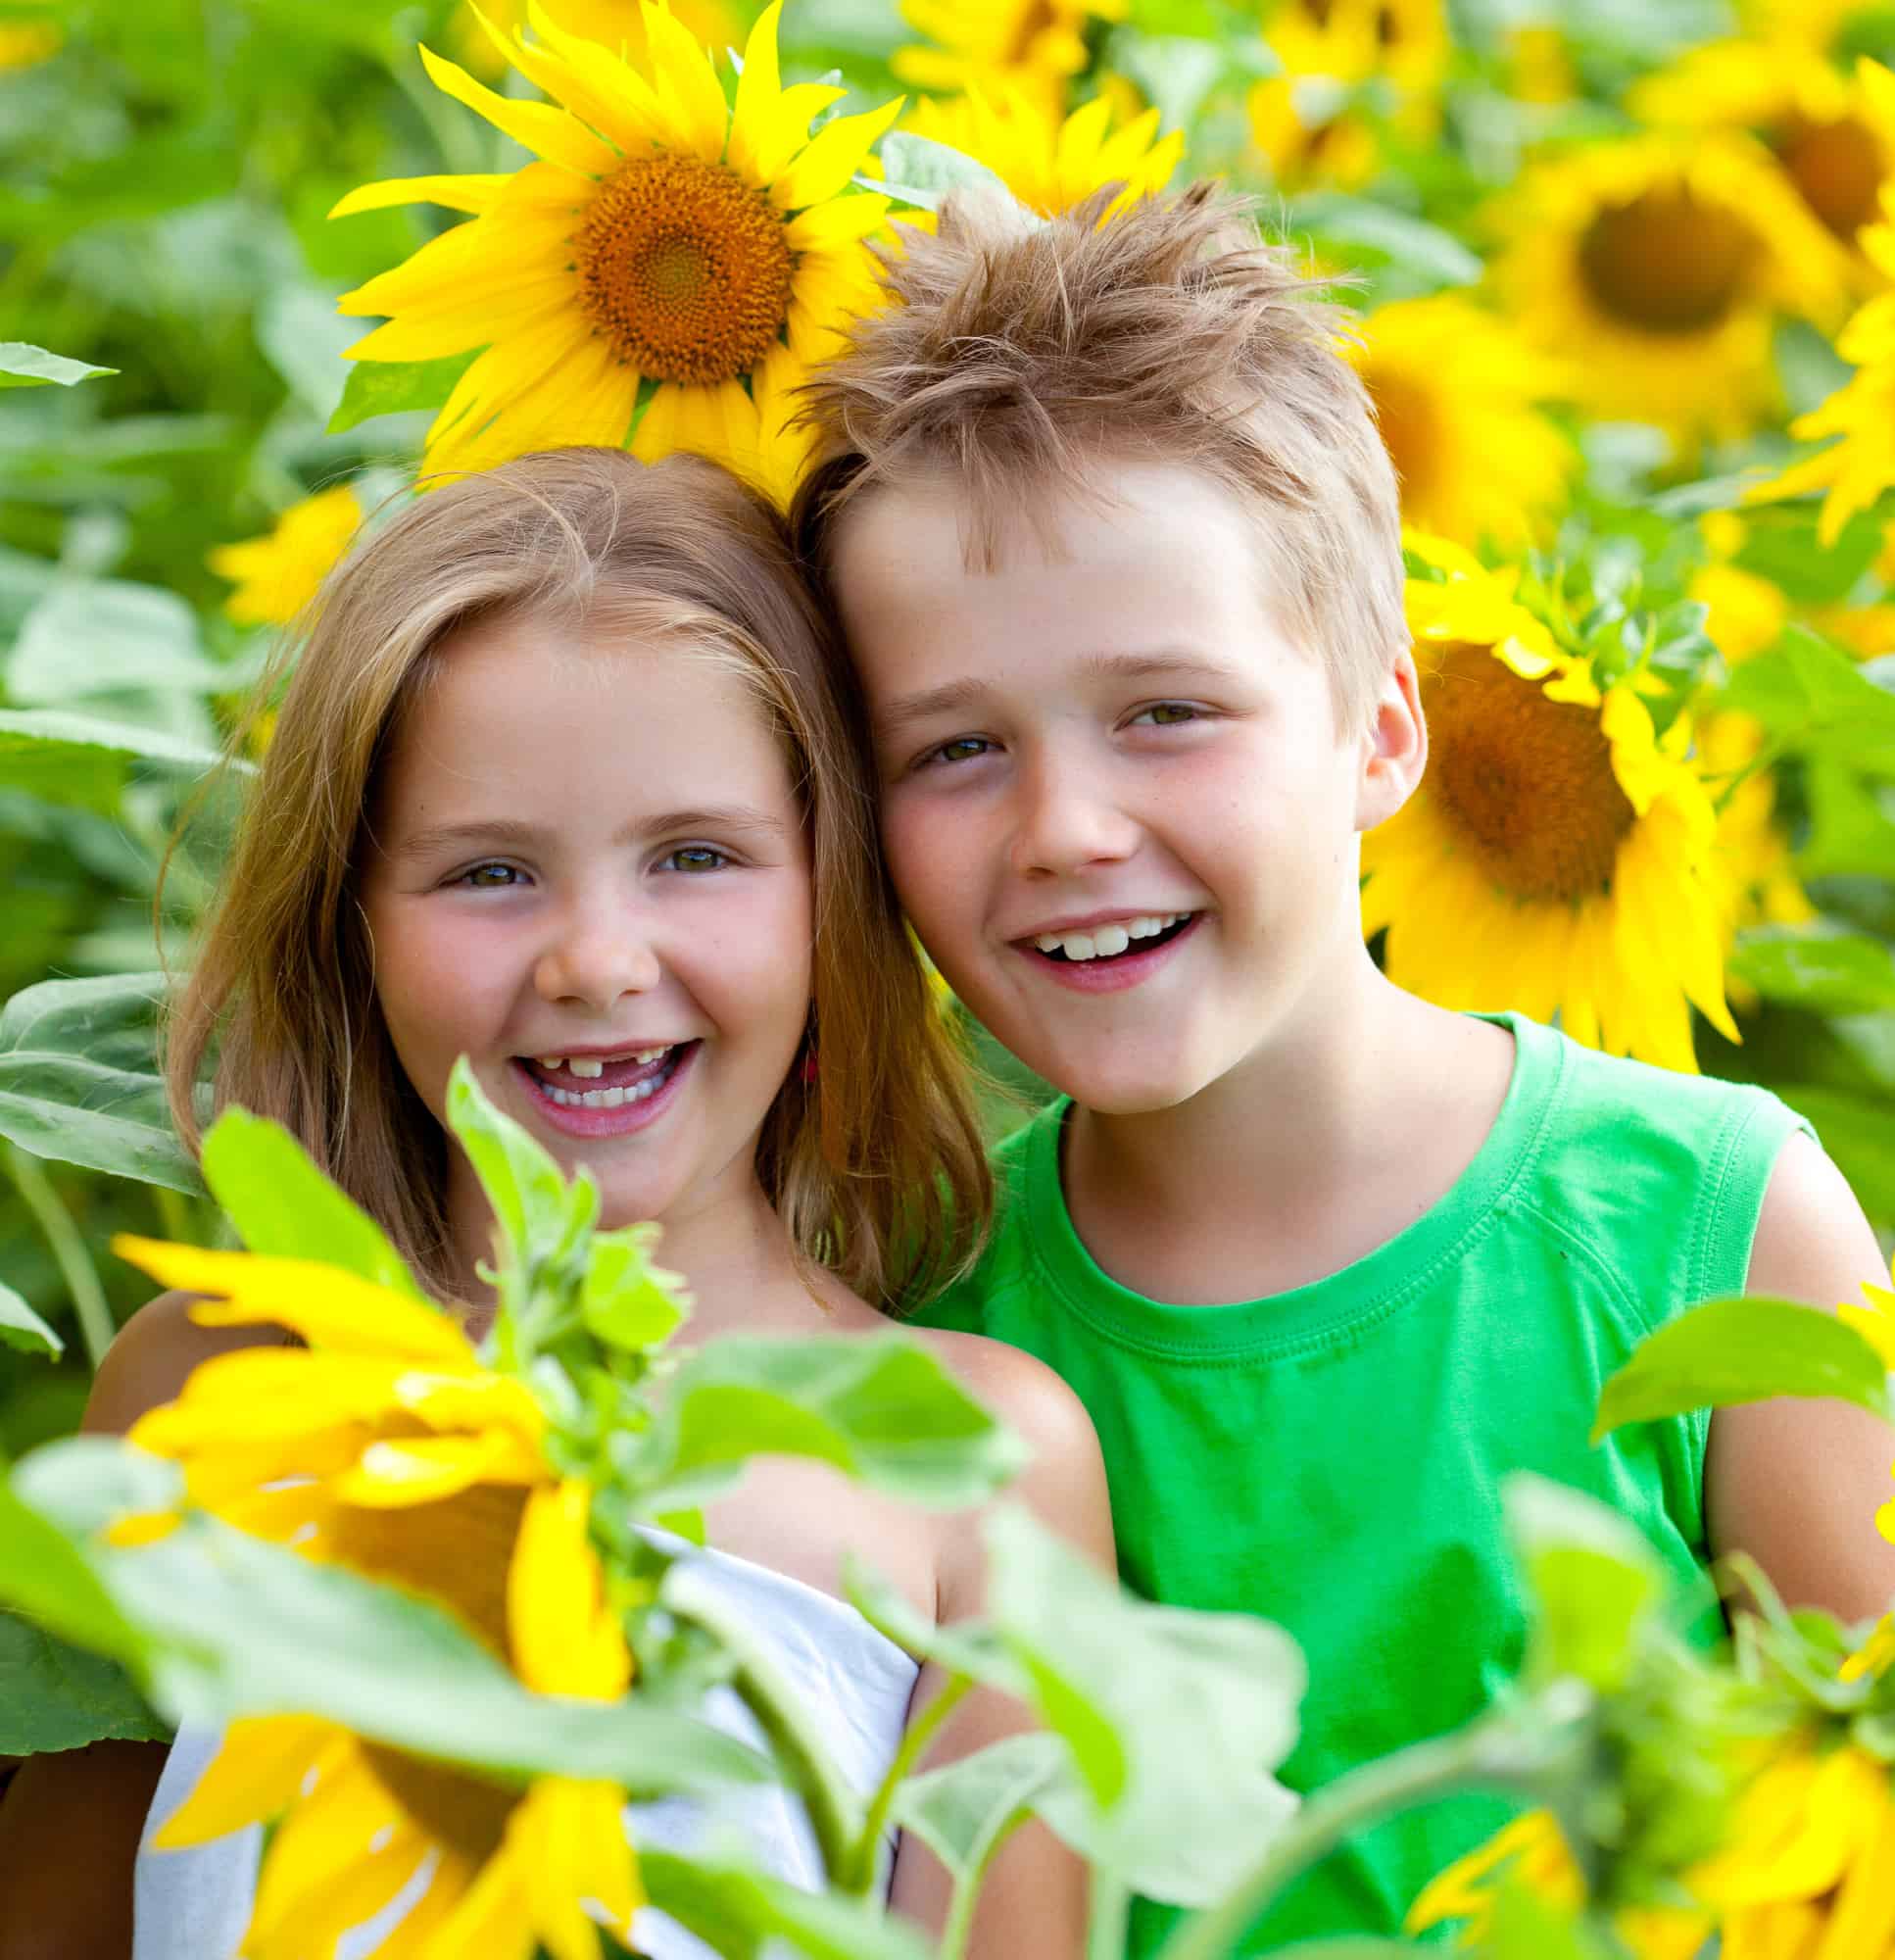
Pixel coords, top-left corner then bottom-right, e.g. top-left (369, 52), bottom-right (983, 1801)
top-left (1492, 135), bottom-right (1847, 445)
top-left (1249, 0), bottom-right (1448, 189)
top-left (330, 1), bottom-right (900, 501)
top-left (1632, 46), bottom-right (1895, 286)
top-left (903, 87), bottom-right (1183, 214)
top-left (894, 0), bottom-right (1127, 112)
top-left (1347, 293), bottom-right (1575, 547)
top-left (208, 484), bottom-right (367, 628)
top-left (1361, 537), bottom-right (1739, 1072)
top-left (152, 1478), bottom-right (640, 1960)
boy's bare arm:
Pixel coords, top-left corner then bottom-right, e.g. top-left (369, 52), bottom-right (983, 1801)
top-left (1706, 1132), bottom-right (1895, 1625)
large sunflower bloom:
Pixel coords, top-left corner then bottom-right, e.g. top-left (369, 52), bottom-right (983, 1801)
top-left (115, 1238), bottom-right (548, 1542)
top-left (152, 1477), bottom-right (640, 1960)
top-left (1631, 46), bottom-right (1895, 287)
top-left (1361, 537), bottom-right (1740, 1073)
top-left (208, 485), bottom-right (365, 628)
top-left (329, 2), bottom-right (901, 502)
top-left (1346, 294), bottom-right (1575, 547)
top-left (1491, 134), bottom-right (1847, 444)
top-left (902, 86), bottom-right (1182, 216)
top-left (893, 0), bottom-right (1126, 116)
top-left (450, 0), bottom-right (738, 82)
top-left (1249, 0), bottom-right (1448, 190)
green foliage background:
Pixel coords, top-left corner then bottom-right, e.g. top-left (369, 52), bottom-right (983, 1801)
top-left (2, 0), bottom-right (1894, 1476)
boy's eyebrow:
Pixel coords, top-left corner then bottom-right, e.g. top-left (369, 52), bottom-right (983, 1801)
top-left (388, 806), bottom-right (790, 858)
top-left (875, 652), bottom-right (1243, 736)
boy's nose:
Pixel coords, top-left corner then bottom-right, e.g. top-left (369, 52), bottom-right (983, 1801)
top-left (532, 903), bottom-right (662, 1011)
top-left (1009, 753), bottom-right (1141, 878)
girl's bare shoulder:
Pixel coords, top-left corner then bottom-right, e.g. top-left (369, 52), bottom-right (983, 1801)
top-left (81, 1290), bottom-right (295, 1437)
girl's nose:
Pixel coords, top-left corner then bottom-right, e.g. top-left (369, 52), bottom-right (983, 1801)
top-left (532, 903), bottom-right (662, 1012)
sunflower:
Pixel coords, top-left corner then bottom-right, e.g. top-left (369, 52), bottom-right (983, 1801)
top-left (1491, 134), bottom-right (1847, 445)
top-left (151, 1477), bottom-right (640, 1960)
top-left (1249, 0), bottom-right (1448, 190)
top-left (208, 485), bottom-right (365, 628)
top-left (1345, 294), bottom-right (1575, 547)
top-left (1757, 180), bottom-right (1895, 544)
top-left (114, 1238), bottom-right (548, 1540)
top-left (450, 0), bottom-right (739, 82)
top-left (1631, 45), bottom-right (1895, 286)
top-left (902, 85), bottom-right (1182, 216)
top-left (329, 2), bottom-right (901, 502)
top-left (1360, 536), bottom-right (1740, 1073)
top-left (0, 18), bottom-right (58, 68)
top-left (893, 0), bottom-right (1127, 115)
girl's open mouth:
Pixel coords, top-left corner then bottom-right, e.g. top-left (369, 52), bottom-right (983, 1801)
top-left (510, 1041), bottom-right (699, 1137)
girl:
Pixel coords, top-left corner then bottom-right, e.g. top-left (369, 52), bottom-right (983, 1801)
top-left (0, 448), bottom-right (1111, 1959)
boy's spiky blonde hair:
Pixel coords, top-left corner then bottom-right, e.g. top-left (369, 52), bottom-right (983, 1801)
top-left (791, 180), bottom-right (1406, 731)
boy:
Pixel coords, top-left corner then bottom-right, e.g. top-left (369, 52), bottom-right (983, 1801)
top-left (790, 183), bottom-right (1895, 1950)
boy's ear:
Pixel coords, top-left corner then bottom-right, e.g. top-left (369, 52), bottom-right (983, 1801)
top-left (1355, 646), bottom-right (1427, 834)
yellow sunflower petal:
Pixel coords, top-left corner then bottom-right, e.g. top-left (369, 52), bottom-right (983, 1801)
top-left (514, 2), bottom-right (679, 150)
top-left (520, 1779), bottom-right (642, 1960)
top-left (746, 81), bottom-right (850, 186)
top-left (247, 1747), bottom-right (413, 1944)
top-left (728, 1), bottom-right (786, 180)
top-left (344, 266), bottom-right (576, 364)
top-left (335, 1431), bottom-right (547, 1505)
top-left (153, 1716), bottom-right (344, 1847)
top-left (507, 1480), bottom-right (632, 1699)
top-left (417, 41), bottom-right (614, 175)
top-left (638, 0), bottom-right (729, 162)
top-left (769, 97), bottom-right (905, 212)
top-left (329, 174), bottom-right (513, 220)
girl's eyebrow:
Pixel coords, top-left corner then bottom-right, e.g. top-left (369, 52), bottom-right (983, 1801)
top-left (389, 806), bottom-right (790, 859)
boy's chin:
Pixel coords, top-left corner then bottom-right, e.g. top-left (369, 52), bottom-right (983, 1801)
top-left (1025, 1042), bottom-right (1214, 1118)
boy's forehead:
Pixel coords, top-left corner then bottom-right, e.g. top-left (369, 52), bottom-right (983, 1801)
top-left (828, 460), bottom-right (1284, 701)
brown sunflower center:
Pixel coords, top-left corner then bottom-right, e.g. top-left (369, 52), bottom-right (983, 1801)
top-left (1303, 0), bottom-right (1402, 42)
top-left (1577, 189), bottom-right (1757, 333)
top-left (1365, 367), bottom-right (1438, 514)
top-left (337, 1482), bottom-right (532, 1866)
top-left (1773, 113), bottom-right (1884, 241)
top-left (1424, 642), bottom-right (1634, 904)
top-left (575, 153), bottom-right (795, 386)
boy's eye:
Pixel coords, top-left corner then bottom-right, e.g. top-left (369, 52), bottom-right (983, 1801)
top-left (1132, 702), bottom-right (1200, 727)
top-left (459, 862), bottom-right (522, 889)
top-left (665, 845), bottom-right (729, 873)
top-left (923, 736), bottom-right (994, 767)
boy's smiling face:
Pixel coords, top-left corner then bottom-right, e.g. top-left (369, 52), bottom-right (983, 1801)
top-left (832, 459), bottom-right (1422, 1114)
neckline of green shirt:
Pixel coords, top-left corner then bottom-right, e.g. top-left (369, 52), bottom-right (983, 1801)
top-left (1014, 1008), bottom-right (1567, 1366)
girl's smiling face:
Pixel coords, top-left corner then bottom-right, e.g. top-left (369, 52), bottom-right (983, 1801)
top-left (359, 609), bottom-right (813, 1245)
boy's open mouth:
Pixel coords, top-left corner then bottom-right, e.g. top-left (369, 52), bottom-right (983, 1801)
top-left (516, 1042), bottom-right (696, 1109)
top-left (1027, 911), bottom-right (1196, 964)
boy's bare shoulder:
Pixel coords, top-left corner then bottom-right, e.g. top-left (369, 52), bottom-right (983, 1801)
top-left (81, 1290), bottom-right (294, 1437)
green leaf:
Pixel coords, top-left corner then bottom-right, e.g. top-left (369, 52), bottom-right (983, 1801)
top-left (11, 1437), bottom-right (183, 1537)
top-left (0, 972), bottom-right (202, 1194)
top-left (1505, 1474), bottom-right (1662, 1691)
top-left (845, 1558), bottom-right (1023, 1690)
top-left (631, 1333), bottom-right (1030, 1512)
top-left (6, 579), bottom-right (230, 704)
top-left (582, 1222), bottom-right (688, 1351)
top-left (1729, 929), bottom-right (1895, 1014)
top-left (895, 1731), bottom-right (1067, 1882)
top-left (199, 1106), bottom-right (427, 1298)
top-left (866, 133), bottom-right (1022, 215)
top-left (1717, 626), bottom-right (1895, 763)
top-left (1734, 509), bottom-right (1887, 605)
top-left (1594, 1296), bottom-right (1892, 1442)
top-left (1109, 30), bottom-right (1226, 128)
top-left (0, 344), bottom-right (118, 390)
top-left (1801, 760), bottom-right (1895, 879)
top-left (327, 351), bottom-right (478, 436)
top-left (984, 1505), bottom-right (1305, 1906)
top-left (0, 1281), bottom-right (61, 1358)
top-left (638, 1848), bottom-right (938, 1960)
top-left (445, 1056), bottom-right (587, 1274)
top-left (1265, 1944), bottom-right (1433, 1958)
top-left (0, 706), bottom-right (228, 811)
top-left (0, 1477), bottom-right (147, 1664)
top-left (1289, 193), bottom-right (1483, 291)
top-left (0, 1610), bottom-right (169, 1752)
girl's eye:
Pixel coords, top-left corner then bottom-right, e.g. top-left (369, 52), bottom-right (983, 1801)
top-left (459, 862), bottom-right (522, 889)
top-left (666, 845), bottom-right (729, 873)
top-left (923, 736), bottom-right (994, 768)
top-left (1132, 703), bottom-right (1200, 727)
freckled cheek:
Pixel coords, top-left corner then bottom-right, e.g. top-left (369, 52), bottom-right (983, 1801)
top-left (675, 888), bottom-right (813, 1058)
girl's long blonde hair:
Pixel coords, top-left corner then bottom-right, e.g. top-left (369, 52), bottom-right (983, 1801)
top-left (168, 448), bottom-right (990, 1305)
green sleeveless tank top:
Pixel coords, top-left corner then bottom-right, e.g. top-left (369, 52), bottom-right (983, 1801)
top-left (911, 1012), bottom-right (1811, 1953)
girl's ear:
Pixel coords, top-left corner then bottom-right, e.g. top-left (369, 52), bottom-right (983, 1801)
top-left (1355, 646), bottom-right (1427, 834)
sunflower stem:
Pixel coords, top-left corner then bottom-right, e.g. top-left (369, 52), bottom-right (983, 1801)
top-left (842, 1671), bottom-right (973, 1895)
top-left (1152, 1708), bottom-right (1585, 1960)
top-left (5, 1145), bottom-right (115, 1372)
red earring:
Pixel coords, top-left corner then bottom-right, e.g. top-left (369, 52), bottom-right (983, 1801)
top-left (801, 1047), bottom-right (819, 1086)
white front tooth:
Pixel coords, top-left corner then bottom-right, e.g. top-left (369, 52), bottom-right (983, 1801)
top-left (633, 1046), bottom-right (668, 1065)
top-left (602, 1086), bottom-right (625, 1108)
top-left (537, 1055), bottom-right (564, 1069)
top-left (568, 1056), bottom-right (605, 1078)
top-left (1060, 933), bottom-right (1098, 961)
top-left (1127, 916), bottom-right (1156, 939)
top-left (626, 1076), bottom-right (654, 1102)
top-left (1035, 934), bottom-right (1063, 953)
top-left (548, 1086), bottom-right (569, 1106)
top-left (1093, 924), bottom-right (1130, 956)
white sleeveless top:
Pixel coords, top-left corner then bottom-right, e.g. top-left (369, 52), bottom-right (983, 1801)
top-left (132, 1538), bottom-right (922, 1960)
